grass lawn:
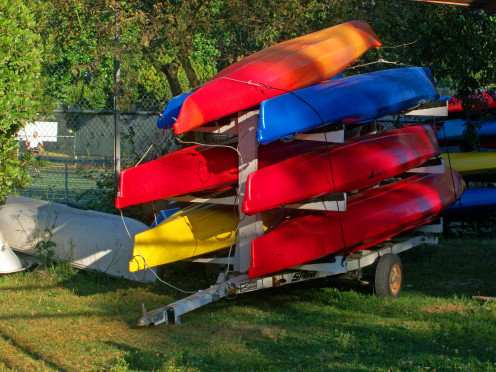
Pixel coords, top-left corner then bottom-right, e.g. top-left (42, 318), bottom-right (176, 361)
top-left (0, 238), bottom-right (494, 371)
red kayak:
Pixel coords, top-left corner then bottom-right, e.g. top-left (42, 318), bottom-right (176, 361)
top-left (449, 92), bottom-right (496, 113)
top-left (174, 21), bottom-right (381, 134)
top-left (248, 169), bottom-right (465, 279)
top-left (242, 125), bottom-right (440, 215)
top-left (115, 140), bottom-right (322, 209)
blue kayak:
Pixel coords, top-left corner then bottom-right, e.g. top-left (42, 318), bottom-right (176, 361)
top-left (436, 118), bottom-right (496, 142)
top-left (443, 187), bottom-right (496, 220)
top-left (157, 92), bottom-right (193, 129)
top-left (257, 67), bottom-right (438, 144)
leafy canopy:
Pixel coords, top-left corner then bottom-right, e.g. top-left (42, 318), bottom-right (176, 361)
top-left (0, 0), bottom-right (49, 203)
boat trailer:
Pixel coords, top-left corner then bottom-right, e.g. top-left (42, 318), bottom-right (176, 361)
top-left (139, 104), bottom-right (448, 326)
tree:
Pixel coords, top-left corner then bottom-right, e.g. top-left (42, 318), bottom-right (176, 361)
top-left (0, 0), bottom-right (49, 203)
top-left (42, 0), bottom-right (496, 109)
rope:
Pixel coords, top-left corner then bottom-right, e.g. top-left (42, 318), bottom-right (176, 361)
top-left (439, 119), bottom-right (460, 201)
top-left (119, 210), bottom-right (197, 294)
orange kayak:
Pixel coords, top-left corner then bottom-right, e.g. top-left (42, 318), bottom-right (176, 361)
top-left (174, 20), bottom-right (381, 134)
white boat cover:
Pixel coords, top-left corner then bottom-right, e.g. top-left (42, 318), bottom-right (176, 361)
top-left (0, 229), bottom-right (26, 274)
top-left (0, 195), bottom-right (155, 282)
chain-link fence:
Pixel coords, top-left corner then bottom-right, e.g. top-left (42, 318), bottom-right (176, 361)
top-left (18, 105), bottom-right (178, 209)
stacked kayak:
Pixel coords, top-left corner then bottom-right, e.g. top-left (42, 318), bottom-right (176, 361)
top-left (443, 187), bottom-right (496, 220)
top-left (448, 92), bottom-right (496, 114)
top-left (436, 91), bottom-right (496, 220)
top-left (130, 207), bottom-right (277, 272)
top-left (173, 20), bottom-right (381, 134)
top-left (242, 125), bottom-right (440, 215)
top-left (257, 67), bottom-right (438, 143)
top-left (117, 21), bottom-right (460, 278)
top-left (440, 152), bottom-right (496, 177)
top-left (249, 170), bottom-right (465, 279)
top-left (116, 140), bottom-right (322, 209)
top-left (436, 117), bottom-right (496, 149)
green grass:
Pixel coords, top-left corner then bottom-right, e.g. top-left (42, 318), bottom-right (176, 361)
top-left (0, 238), bottom-right (494, 371)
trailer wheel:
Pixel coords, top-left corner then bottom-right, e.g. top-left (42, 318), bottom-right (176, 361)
top-left (375, 253), bottom-right (403, 298)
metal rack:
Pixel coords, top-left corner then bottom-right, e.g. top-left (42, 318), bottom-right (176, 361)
top-left (138, 104), bottom-right (447, 326)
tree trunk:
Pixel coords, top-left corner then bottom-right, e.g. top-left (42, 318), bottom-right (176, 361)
top-left (161, 61), bottom-right (183, 97)
top-left (178, 52), bottom-right (200, 89)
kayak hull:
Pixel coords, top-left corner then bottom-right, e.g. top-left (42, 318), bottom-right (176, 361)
top-left (174, 21), bottom-right (381, 134)
top-left (157, 92), bottom-right (192, 129)
top-left (440, 152), bottom-right (496, 175)
top-left (443, 187), bottom-right (496, 220)
top-left (448, 92), bottom-right (496, 113)
top-left (258, 67), bottom-right (438, 144)
top-left (248, 170), bottom-right (465, 279)
top-left (130, 207), bottom-right (275, 271)
top-left (116, 140), bottom-right (322, 209)
top-left (436, 118), bottom-right (496, 143)
top-left (242, 125), bottom-right (440, 215)
top-left (130, 207), bottom-right (238, 271)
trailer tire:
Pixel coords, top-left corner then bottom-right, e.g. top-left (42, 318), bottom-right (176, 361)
top-left (375, 253), bottom-right (403, 298)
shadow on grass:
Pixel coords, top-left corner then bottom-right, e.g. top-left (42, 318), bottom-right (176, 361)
top-left (0, 324), bottom-right (69, 372)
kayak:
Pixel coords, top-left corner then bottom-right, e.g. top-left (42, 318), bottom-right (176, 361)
top-left (115, 140), bottom-right (323, 209)
top-left (157, 92), bottom-right (192, 129)
top-left (440, 152), bottom-right (496, 176)
top-left (115, 145), bottom-right (238, 209)
top-left (174, 20), bottom-right (381, 134)
top-left (443, 187), bottom-right (496, 220)
top-left (435, 118), bottom-right (496, 143)
top-left (248, 169), bottom-right (465, 279)
top-left (449, 92), bottom-right (496, 113)
top-left (242, 125), bottom-right (440, 215)
top-left (130, 206), bottom-right (275, 271)
top-left (257, 67), bottom-right (438, 144)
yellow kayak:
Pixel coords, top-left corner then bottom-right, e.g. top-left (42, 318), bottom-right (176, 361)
top-left (441, 152), bottom-right (496, 175)
top-left (130, 207), bottom-right (272, 272)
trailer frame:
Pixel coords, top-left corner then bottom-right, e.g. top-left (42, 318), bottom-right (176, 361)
top-left (138, 107), bottom-right (446, 326)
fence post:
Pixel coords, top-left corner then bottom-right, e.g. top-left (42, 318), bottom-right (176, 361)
top-left (65, 160), bottom-right (69, 205)
top-left (113, 4), bottom-right (121, 190)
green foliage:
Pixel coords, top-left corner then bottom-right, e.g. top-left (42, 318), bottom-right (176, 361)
top-left (0, 0), bottom-right (49, 203)
top-left (42, 0), bottom-right (496, 110)
top-left (32, 204), bottom-right (59, 271)
top-left (0, 134), bottom-right (31, 203)
top-left (33, 228), bottom-right (56, 270)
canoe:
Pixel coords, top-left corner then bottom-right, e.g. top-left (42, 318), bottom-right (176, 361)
top-left (130, 207), bottom-right (275, 272)
top-left (173, 20), bottom-right (381, 134)
top-left (0, 195), bottom-right (155, 281)
top-left (443, 187), bottom-right (496, 220)
top-left (157, 92), bottom-right (192, 129)
top-left (257, 67), bottom-right (438, 144)
top-left (242, 125), bottom-right (441, 215)
top-left (449, 92), bottom-right (496, 113)
top-left (440, 152), bottom-right (496, 176)
top-left (115, 140), bottom-right (322, 209)
top-left (435, 118), bottom-right (496, 143)
top-left (248, 169), bottom-right (465, 279)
